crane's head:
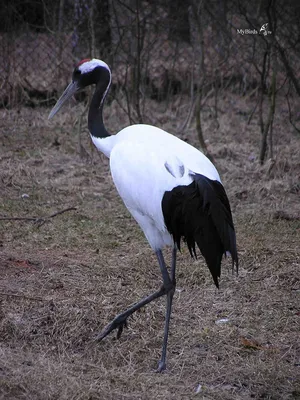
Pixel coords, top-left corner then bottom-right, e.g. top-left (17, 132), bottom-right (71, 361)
top-left (48, 58), bottom-right (111, 119)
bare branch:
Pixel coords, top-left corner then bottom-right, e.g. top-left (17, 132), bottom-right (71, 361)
top-left (0, 207), bottom-right (77, 227)
top-left (286, 93), bottom-right (300, 135)
top-left (0, 292), bottom-right (47, 302)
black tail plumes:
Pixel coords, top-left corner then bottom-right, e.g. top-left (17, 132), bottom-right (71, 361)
top-left (162, 174), bottom-right (238, 288)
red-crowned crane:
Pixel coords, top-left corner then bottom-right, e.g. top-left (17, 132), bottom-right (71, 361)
top-left (49, 58), bottom-right (238, 372)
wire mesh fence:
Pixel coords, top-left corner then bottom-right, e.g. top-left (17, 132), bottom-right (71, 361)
top-left (0, 0), bottom-right (252, 107)
top-left (0, 0), bottom-right (111, 107)
top-left (0, 0), bottom-right (299, 130)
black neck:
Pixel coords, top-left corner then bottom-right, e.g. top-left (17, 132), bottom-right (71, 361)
top-left (88, 69), bottom-right (111, 139)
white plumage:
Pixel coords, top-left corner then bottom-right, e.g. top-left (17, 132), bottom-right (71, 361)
top-left (49, 58), bottom-right (238, 372)
top-left (108, 124), bottom-right (220, 250)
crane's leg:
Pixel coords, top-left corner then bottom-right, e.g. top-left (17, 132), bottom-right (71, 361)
top-left (157, 246), bottom-right (177, 372)
top-left (95, 284), bottom-right (169, 341)
top-left (171, 245), bottom-right (177, 282)
top-left (95, 250), bottom-right (175, 345)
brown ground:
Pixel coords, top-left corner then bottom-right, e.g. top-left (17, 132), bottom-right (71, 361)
top-left (0, 94), bottom-right (299, 399)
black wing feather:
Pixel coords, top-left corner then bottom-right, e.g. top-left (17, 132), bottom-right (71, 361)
top-left (162, 174), bottom-right (238, 288)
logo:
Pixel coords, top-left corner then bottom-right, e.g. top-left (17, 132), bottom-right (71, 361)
top-left (237, 23), bottom-right (272, 36)
top-left (260, 23), bottom-right (271, 36)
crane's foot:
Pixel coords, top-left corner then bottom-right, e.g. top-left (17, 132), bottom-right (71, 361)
top-left (156, 359), bottom-right (167, 373)
top-left (94, 315), bottom-right (128, 341)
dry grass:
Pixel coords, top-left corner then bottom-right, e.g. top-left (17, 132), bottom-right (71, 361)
top-left (0, 94), bottom-right (299, 400)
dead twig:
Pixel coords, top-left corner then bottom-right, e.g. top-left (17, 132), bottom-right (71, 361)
top-left (273, 210), bottom-right (300, 221)
top-left (0, 207), bottom-right (77, 227)
top-left (0, 292), bottom-right (47, 302)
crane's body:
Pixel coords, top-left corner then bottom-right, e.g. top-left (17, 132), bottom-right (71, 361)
top-left (49, 58), bottom-right (238, 372)
top-left (95, 124), bottom-right (220, 250)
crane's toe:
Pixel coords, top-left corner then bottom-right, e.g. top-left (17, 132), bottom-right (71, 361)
top-left (94, 315), bottom-right (128, 341)
top-left (116, 318), bottom-right (128, 339)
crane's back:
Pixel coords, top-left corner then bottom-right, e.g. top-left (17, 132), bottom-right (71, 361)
top-left (114, 124), bottom-right (220, 182)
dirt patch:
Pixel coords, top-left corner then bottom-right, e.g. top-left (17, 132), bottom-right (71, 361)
top-left (0, 96), bottom-right (299, 399)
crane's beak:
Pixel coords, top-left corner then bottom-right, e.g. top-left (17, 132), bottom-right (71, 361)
top-left (48, 81), bottom-right (80, 119)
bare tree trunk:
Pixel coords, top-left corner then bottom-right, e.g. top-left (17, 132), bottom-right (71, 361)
top-left (58, 0), bottom-right (65, 33)
top-left (276, 41), bottom-right (300, 98)
top-left (258, 50), bottom-right (268, 138)
top-left (189, 1), bottom-right (212, 159)
top-left (108, 0), bottom-right (144, 123)
top-left (268, 43), bottom-right (277, 161)
top-left (214, 0), bottom-right (228, 61)
top-left (132, 0), bottom-right (143, 123)
top-left (259, 47), bottom-right (276, 165)
top-left (57, 0), bottom-right (65, 83)
top-left (75, 0), bottom-right (97, 159)
top-left (89, 0), bottom-right (96, 58)
top-left (259, 0), bottom-right (277, 165)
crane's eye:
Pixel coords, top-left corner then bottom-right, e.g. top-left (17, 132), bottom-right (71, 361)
top-left (73, 68), bottom-right (81, 79)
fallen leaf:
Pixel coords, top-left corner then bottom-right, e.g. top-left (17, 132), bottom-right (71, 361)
top-left (240, 337), bottom-right (263, 350)
top-left (12, 259), bottom-right (32, 268)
